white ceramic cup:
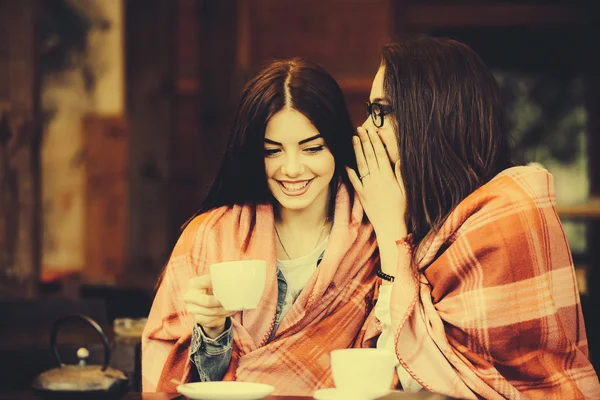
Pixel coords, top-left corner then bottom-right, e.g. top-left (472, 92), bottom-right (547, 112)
top-left (209, 260), bottom-right (267, 311)
top-left (330, 348), bottom-right (398, 400)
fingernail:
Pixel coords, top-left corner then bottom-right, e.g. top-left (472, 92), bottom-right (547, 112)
top-left (352, 136), bottom-right (359, 144)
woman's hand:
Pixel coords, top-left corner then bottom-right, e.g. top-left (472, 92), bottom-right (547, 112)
top-left (346, 126), bottom-right (407, 240)
top-left (183, 274), bottom-right (236, 339)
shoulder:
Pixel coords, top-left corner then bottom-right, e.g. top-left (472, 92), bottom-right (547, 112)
top-left (452, 166), bottom-right (569, 272)
top-left (436, 165), bottom-right (565, 271)
top-left (485, 165), bottom-right (554, 206)
top-left (456, 165), bottom-right (556, 232)
top-left (171, 206), bottom-right (231, 257)
top-left (426, 166), bottom-right (570, 299)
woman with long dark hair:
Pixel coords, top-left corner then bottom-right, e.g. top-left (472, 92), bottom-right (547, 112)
top-left (350, 36), bottom-right (600, 398)
top-left (142, 59), bottom-right (381, 395)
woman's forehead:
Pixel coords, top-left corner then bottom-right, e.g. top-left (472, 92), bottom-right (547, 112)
top-left (370, 67), bottom-right (386, 100)
top-left (264, 109), bottom-right (320, 142)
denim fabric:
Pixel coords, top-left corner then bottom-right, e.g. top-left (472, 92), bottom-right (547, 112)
top-left (189, 269), bottom-right (288, 381)
top-left (189, 318), bottom-right (233, 381)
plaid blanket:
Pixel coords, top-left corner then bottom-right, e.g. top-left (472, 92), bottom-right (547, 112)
top-left (385, 166), bottom-right (600, 399)
top-left (141, 184), bottom-right (381, 395)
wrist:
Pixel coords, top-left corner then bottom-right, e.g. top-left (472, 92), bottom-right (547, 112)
top-left (374, 225), bottom-right (408, 243)
top-left (376, 268), bottom-right (395, 283)
top-left (396, 235), bottom-right (413, 253)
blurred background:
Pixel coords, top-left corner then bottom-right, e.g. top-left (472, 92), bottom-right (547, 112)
top-left (0, 0), bottom-right (599, 392)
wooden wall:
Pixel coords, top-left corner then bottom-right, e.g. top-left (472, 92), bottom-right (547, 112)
top-left (124, 0), bottom-right (241, 288)
top-left (83, 115), bottom-right (128, 284)
top-left (0, 0), bottom-right (40, 299)
top-left (241, 0), bottom-right (393, 126)
top-left (125, 0), bottom-right (176, 289)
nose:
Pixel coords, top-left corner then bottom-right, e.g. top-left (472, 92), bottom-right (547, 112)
top-left (362, 115), bottom-right (376, 131)
top-left (281, 154), bottom-right (304, 177)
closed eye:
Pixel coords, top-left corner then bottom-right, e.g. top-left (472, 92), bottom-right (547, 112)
top-left (264, 148), bottom-right (281, 157)
top-left (304, 145), bottom-right (325, 154)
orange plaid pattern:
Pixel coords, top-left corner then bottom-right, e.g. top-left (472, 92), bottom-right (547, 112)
top-left (381, 166), bottom-right (600, 399)
top-left (141, 185), bottom-right (381, 395)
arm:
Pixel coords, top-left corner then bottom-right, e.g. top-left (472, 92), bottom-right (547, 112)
top-left (346, 121), bottom-right (429, 392)
top-left (142, 212), bottom-right (227, 392)
top-left (374, 273), bottom-right (423, 393)
top-left (142, 249), bottom-right (195, 392)
top-left (345, 126), bottom-right (408, 278)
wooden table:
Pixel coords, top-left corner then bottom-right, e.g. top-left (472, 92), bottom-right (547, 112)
top-left (0, 391), bottom-right (309, 400)
top-left (0, 393), bottom-right (179, 400)
top-left (0, 390), bottom-right (454, 400)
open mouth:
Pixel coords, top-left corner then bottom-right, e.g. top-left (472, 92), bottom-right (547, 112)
top-left (277, 179), bottom-right (313, 196)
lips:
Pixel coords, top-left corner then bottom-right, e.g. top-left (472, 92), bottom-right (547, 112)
top-left (277, 179), bottom-right (313, 196)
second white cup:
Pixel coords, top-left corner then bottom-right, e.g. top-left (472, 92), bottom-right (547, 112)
top-left (330, 348), bottom-right (397, 399)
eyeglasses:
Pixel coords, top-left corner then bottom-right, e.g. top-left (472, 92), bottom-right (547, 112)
top-left (365, 101), bottom-right (393, 128)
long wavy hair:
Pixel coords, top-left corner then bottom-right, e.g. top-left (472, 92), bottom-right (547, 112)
top-left (189, 57), bottom-right (357, 220)
top-left (381, 36), bottom-right (514, 258)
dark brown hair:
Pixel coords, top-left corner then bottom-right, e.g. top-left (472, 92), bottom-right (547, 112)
top-left (194, 57), bottom-right (356, 217)
top-left (381, 36), bottom-right (514, 256)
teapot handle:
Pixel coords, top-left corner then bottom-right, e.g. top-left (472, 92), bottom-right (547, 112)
top-left (50, 314), bottom-right (110, 371)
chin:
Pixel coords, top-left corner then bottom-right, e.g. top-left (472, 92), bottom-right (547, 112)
top-left (268, 178), bottom-right (332, 213)
top-left (275, 197), bottom-right (315, 212)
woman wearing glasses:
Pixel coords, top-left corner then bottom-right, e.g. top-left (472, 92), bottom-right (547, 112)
top-left (142, 58), bottom-right (382, 395)
top-left (350, 36), bottom-right (600, 398)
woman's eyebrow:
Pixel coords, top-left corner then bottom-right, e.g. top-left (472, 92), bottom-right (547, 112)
top-left (298, 134), bottom-right (322, 145)
top-left (264, 134), bottom-right (322, 146)
top-left (264, 138), bottom-right (282, 145)
top-left (370, 97), bottom-right (388, 103)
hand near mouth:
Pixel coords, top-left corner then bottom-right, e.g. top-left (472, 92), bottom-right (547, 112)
top-left (346, 126), bottom-right (407, 240)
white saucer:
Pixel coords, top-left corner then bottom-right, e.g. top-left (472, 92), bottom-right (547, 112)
top-left (177, 382), bottom-right (275, 400)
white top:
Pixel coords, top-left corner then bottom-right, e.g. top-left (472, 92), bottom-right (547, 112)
top-left (277, 237), bottom-right (328, 319)
top-left (375, 283), bottom-right (423, 392)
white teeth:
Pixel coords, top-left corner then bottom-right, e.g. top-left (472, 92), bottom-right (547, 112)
top-left (281, 181), bottom-right (309, 191)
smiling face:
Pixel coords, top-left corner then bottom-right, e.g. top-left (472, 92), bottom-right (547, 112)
top-left (264, 108), bottom-right (335, 214)
top-left (362, 66), bottom-right (400, 164)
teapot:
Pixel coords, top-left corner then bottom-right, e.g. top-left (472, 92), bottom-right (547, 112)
top-left (31, 314), bottom-right (130, 399)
